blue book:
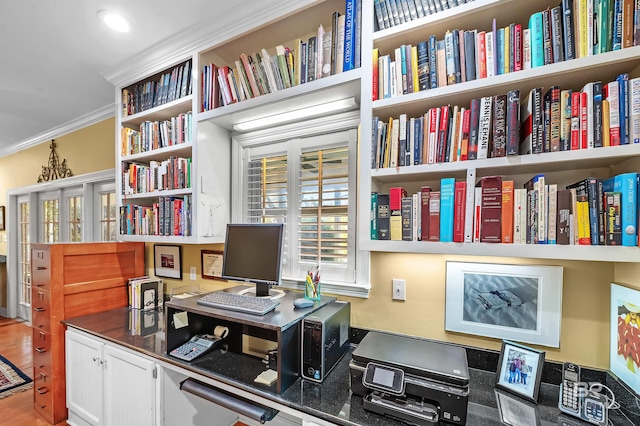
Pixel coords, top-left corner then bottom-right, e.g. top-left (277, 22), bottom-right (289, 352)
top-left (562, 0), bottom-right (576, 59)
top-left (603, 173), bottom-right (638, 246)
top-left (464, 30), bottom-right (476, 81)
top-left (496, 28), bottom-right (505, 75)
top-left (429, 35), bottom-right (438, 89)
top-left (529, 12), bottom-right (544, 68)
top-left (612, 0), bottom-right (623, 50)
top-left (618, 73), bottom-right (630, 144)
top-left (354, 0), bottom-right (362, 68)
top-left (439, 177), bottom-right (456, 242)
top-left (343, 0), bottom-right (356, 71)
top-left (371, 192), bottom-right (379, 240)
top-left (413, 117), bottom-right (423, 165)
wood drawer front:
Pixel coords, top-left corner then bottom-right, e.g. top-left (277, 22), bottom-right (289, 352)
top-left (31, 249), bottom-right (51, 289)
top-left (31, 289), bottom-right (51, 333)
top-left (32, 329), bottom-right (52, 370)
top-left (33, 365), bottom-right (54, 423)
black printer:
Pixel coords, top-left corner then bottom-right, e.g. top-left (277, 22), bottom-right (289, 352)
top-left (349, 331), bottom-right (469, 425)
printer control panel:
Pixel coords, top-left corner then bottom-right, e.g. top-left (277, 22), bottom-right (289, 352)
top-left (363, 362), bottom-right (405, 396)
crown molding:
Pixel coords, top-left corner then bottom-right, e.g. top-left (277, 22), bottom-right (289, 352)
top-left (0, 104), bottom-right (114, 158)
top-left (101, 0), bottom-right (316, 87)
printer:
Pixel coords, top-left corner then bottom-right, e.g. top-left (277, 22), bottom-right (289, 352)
top-left (349, 331), bottom-right (469, 425)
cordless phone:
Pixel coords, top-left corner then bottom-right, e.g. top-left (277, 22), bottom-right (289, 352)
top-left (559, 362), bottom-right (581, 415)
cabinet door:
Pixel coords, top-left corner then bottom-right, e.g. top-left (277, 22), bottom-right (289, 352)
top-left (103, 344), bottom-right (157, 426)
top-left (66, 330), bottom-right (104, 426)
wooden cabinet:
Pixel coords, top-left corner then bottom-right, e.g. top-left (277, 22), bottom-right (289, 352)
top-left (66, 328), bottom-right (158, 426)
top-left (30, 242), bottom-right (145, 424)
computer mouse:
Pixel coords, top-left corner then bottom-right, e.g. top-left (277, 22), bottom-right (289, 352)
top-left (293, 298), bottom-right (314, 309)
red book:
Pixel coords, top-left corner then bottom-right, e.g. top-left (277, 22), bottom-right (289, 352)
top-left (427, 107), bottom-right (440, 164)
top-left (480, 175), bottom-right (502, 243)
top-left (437, 105), bottom-right (451, 163)
top-left (570, 91), bottom-right (581, 150)
top-left (580, 91), bottom-right (588, 150)
top-left (501, 180), bottom-right (514, 243)
top-left (453, 181), bottom-right (467, 242)
top-left (389, 187), bottom-right (407, 211)
top-left (428, 191), bottom-right (441, 241)
top-left (478, 31), bottom-right (487, 79)
top-left (372, 49), bottom-right (379, 101)
top-left (514, 24), bottom-right (523, 71)
top-left (420, 186), bottom-right (431, 241)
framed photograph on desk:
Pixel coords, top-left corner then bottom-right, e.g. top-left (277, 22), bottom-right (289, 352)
top-left (496, 340), bottom-right (545, 403)
top-left (154, 244), bottom-right (182, 279)
top-left (201, 249), bottom-right (224, 280)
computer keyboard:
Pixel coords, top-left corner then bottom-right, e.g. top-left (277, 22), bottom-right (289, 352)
top-left (197, 291), bottom-right (280, 315)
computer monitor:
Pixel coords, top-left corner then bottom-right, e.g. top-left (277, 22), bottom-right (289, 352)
top-left (221, 223), bottom-right (284, 298)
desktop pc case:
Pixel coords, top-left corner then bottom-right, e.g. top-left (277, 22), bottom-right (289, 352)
top-left (301, 301), bottom-right (351, 382)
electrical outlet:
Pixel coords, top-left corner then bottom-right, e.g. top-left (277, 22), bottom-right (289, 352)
top-left (392, 279), bottom-right (406, 301)
top-left (190, 267), bottom-right (196, 281)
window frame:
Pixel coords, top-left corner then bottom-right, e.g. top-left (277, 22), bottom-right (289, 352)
top-left (232, 111), bottom-right (370, 297)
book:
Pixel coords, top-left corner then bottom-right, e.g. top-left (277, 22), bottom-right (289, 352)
top-left (477, 96), bottom-right (493, 159)
top-left (473, 186), bottom-right (483, 242)
top-left (631, 77), bottom-right (640, 143)
top-left (417, 41), bottom-right (430, 91)
top-left (390, 209), bottom-right (402, 240)
top-left (570, 90), bottom-right (581, 149)
top-left (576, 194), bottom-right (591, 245)
top-left (607, 80), bottom-right (621, 146)
top-left (429, 191), bottom-right (441, 241)
top-left (602, 173), bottom-right (638, 246)
top-left (377, 193), bottom-right (391, 240)
top-left (604, 191), bottom-right (622, 245)
top-left (343, 0), bottom-right (356, 71)
top-left (480, 175), bottom-right (502, 243)
top-left (492, 94), bottom-right (507, 157)
top-left (562, 0), bottom-right (576, 60)
top-left (547, 183), bottom-right (558, 244)
top-left (547, 86), bottom-right (561, 151)
top-left (401, 196), bottom-right (413, 241)
top-left (467, 98), bottom-right (481, 160)
top-left (557, 188), bottom-right (572, 245)
top-left (593, 81), bottom-right (603, 147)
top-left (560, 89), bottom-right (572, 150)
top-left (389, 186), bottom-right (407, 211)
top-left (371, 192), bottom-right (379, 239)
top-left (453, 180), bottom-right (467, 242)
top-left (501, 180), bottom-right (514, 243)
top-left (420, 186), bottom-right (431, 241)
top-left (514, 188), bottom-right (527, 244)
top-left (440, 177), bottom-right (456, 242)
top-left (529, 11), bottom-right (545, 67)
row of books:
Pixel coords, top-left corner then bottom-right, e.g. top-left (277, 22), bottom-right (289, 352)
top-left (372, 89), bottom-right (519, 168)
top-left (122, 156), bottom-right (192, 195)
top-left (373, 1), bottom-right (640, 99)
top-left (122, 60), bottom-right (192, 117)
top-left (120, 111), bottom-right (193, 157)
top-left (201, 0), bottom-right (362, 111)
top-left (371, 172), bottom-right (639, 246)
top-left (128, 276), bottom-right (164, 311)
top-left (374, 0), bottom-right (474, 31)
top-left (372, 72), bottom-right (639, 169)
top-left (120, 195), bottom-right (192, 237)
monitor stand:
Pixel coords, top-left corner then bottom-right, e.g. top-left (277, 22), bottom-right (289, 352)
top-left (238, 283), bottom-right (286, 300)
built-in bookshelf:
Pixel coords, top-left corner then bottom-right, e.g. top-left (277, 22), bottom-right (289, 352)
top-left (358, 0), bottom-right (640, 262)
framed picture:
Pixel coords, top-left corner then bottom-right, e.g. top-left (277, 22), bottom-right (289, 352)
top-left (496, 340), bottom-right (545, 403)
top-left (0, 206), bottom-right (5, 231)
top-left (154, 245), bottom-right (182, 279)
top-left (610, 283), bottom-right (640, 396)
top-left (445, 261), bottom-right (563, 347)
top-left (494, 389), bottom-right (540, 426)
top-left (201, 250), bottom-right (224, 280)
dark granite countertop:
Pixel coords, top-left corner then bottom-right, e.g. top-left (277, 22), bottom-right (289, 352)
top-left (63, 307), bottom-right (640, 426)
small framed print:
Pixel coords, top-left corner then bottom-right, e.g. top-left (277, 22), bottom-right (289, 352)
top-left (154, 245), bottom-right (182, 280)
top-left (496, 340), bottom-right (545, 403)
top-left (201, 250), bottom-right (224, 280)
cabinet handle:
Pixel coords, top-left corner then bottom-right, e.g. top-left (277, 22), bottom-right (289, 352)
top-left (40, 371), bottom-right (47, 381)
top-left (93, 356), bottom-right (100, 363)
top-left (37, 291), bottom-right (45, 299)
top-left (100, 359), bottom-right (107, 367)
top-left (35, 266), bottom-right (47, 270)
top-left (39, 331), bottom-right (46, 340)
top-left (34, 307), bottom-right (46, 312)
top-left (36, 387), bottom-right (48, 395)
top-left (35, 347), bottom-right (46, 353)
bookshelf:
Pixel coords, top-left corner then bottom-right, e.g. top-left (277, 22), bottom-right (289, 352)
top-left (358, 0), bottom-right (640, 262)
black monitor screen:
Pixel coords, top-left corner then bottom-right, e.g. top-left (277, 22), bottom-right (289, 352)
top-left (221, 223), bottom-right (284, 295)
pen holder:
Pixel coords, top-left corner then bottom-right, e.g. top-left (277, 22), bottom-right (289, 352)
top-left (304, 281), bottom-right (321, 301)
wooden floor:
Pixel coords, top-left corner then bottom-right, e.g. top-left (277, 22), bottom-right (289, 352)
top-left (0, 317), bottom-right (66, 425)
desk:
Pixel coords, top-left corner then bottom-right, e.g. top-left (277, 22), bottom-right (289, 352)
top-left (63, 307), bottom-right (640, 426)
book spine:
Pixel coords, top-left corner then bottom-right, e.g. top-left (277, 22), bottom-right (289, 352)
top-left (429, 191), bottom-right (441, 241)
top-left (506, 90), bottom-right (520, 156)
top-left (417, 41), bottom-right (430, 91)
top-left (429, 35), bottom-right (438, 89)
top-left (551, 6), bottom-right (565, 62)
top-left (477, 96), bottom-right (493, 159)
top-left (377, 193), bottom-right (390, 239)
top-left (401, 196), bottom-right (413, 241)
top-left (468, 98), bottom-right (481, 160)
top-left (530, 12), bottom-right (545, 67)
top-left (550, 86), bottom-right (561, 151)
top-left (480, 175), bottom-right (503, 243)
top-left (439, 178), bottom-right (456, 242)
top-left (608, 81), bottom-right (621, 146)
top-left (514, 24), bottom-right (523, 71)
top-left (560, 89), bottom-right (572, 150)
top-left (605, 191), bottom-right (622, 245)
top-left (492, 94), bottom-right (507, 157)
top-left (464, 30), bottom-right (477, 81)
top-left (547, 183), bottom-right (558, 244)
top-left (501, 180), bottom-right (514, 243)
top-left (593, 81), bottom-right (604, 148)
top-left (563, 0), bottom-right (577, 59)
top-left (453, 181), bottom-right (467, 242)
top-left (421, 186), bottom-right (431, 241)
top-left (557, 188), bottom-right (572, 244)
top-left (343, 0), bottom-right (356, 71)
top-left (617, 173), bottom-right (638, 246)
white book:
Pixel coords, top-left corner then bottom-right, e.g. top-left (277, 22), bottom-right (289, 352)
top-left (260, 49), bottom-right (279, 93)
top-left (464, 168), bottom-right (476, 242)
top-left (456, 107), bottom-right (465, 161)
top-left (473, 186), bottom-right (482, 242)
top-left (394, 47), bottom-right (404, 95)
top-left (336, 15), bottom-right (345, 74)
top-left (607, 81), bottom-right (620, 145)
top-left (547, 183), bottom-right (558, 244)
top-left (428, 107), bottom-right (440, 164)
top-left (412, 192), bottom-right (420, 241)
top-left (317, 25), bottom-right (325, 80)
top-left (390, 61), bottom-right (398, 97)
top-left (409, 117), bottom-right (415, 166)
top-left (485, 31), bottom-right (495, 78)
top-left (582, 82), bottom-right (594, 148)
top-left (477, 96), bottom-right (493, 159)
top-left (399, 113), bottom-right (407, 166)
top-left (513, 188), bottom-right (524, 244)
top-left (381, 55), bottom-right (390, 99)
top-left (534, 175), bottom-right (546, 244)
top-left (587, 0), bottom-right (594, 56)
top-left (630, 77), bottom-right (640, 143)
top-left (522, 28), bottom-right (531, 70)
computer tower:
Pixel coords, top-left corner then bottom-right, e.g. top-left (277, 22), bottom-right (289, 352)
top-left (301, 301), bottom-right (350, 382)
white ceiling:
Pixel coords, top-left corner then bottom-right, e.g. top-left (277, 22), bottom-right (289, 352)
top-left (0, 0), bottom-right (289, 157)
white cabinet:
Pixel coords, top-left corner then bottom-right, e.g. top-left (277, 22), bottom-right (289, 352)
top-left (66, 329), bottom-right (159, 426)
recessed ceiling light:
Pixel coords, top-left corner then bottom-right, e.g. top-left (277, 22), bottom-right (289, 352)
top-left (97, 10), bottom-right (130, 33)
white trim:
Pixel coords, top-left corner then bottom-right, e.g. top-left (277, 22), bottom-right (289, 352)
top-left (0, 105), bottom-right (114, 158)
top-left (101, 0), bottom-right (316, 87)
top-left (7, 169), bottom-right (115, 196)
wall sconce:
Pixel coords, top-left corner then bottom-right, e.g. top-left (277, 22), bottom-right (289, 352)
top-left (233, 97), bottom-right (358, 132)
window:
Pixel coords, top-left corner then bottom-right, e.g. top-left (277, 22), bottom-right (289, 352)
top-left (65, 189), bottom-right (84, 242)
top-left (234, 113), bottom-right (369, 296)
top-left (19, 199), bottom-right (30, 306)
top-left (100, 191), bottom-right (117, 241)
top-left (41, 195), bottom-right (60, 243)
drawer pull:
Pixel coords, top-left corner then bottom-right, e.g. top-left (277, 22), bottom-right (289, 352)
top-left (36, 387), bottom-right (48, 395)
top-left (40, 371), bottom-right (47, 380)
top-left (39, 331), bottom-right (46, 340)
top-left (34, 307), bottom-right (46, 312)
top-left (35, 347), bottom-right (46, 353)
top-left (35, 266), bottom-right (47, 270)
top-left (37, 291), bottom-right (45, 299)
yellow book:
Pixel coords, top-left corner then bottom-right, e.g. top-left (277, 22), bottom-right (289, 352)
top-left (579, 0), bottom-right (588, 58)
top-left (411, 45), bottom-right (419, 93)
top-left (390, 213), bottom-right (402, 240)
top-left (504, 25), bottom-right (510, 74)
top-left (576, 195), bottom-right (591, 244)
top-left (383, 117), bottom-right (393, 168)
top-left (602, 99), bottom-right (610, 147)
top-left (372, 48), bottom-right (379, 100)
